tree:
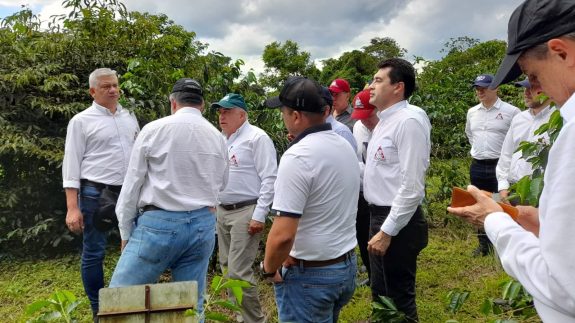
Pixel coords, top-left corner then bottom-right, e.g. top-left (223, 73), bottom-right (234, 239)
top-left (362, 37), bottom-right (407, 62)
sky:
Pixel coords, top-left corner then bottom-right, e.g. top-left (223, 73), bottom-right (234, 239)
top-left (0, 0), bottom-right (525, 74)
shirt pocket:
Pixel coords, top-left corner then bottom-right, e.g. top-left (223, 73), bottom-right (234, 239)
top-left (372, 139), bottom-right (399, 164)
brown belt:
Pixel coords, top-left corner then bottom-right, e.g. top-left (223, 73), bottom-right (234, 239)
top-left (220, 199), bottom-right (258, 211)
top-left (143, 205), bottom-right (163, 212)
top-left (285, 250), bottom-right (354, 268)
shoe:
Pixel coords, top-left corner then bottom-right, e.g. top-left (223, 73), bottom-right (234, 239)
top-left (471, 246), bottom-right (490, 257)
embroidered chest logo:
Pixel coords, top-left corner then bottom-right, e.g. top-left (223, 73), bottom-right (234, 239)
top-left (229, 154), bottom-right (239, 167)
top-left (495, 113), bottom-right (503, 120)
top-left (374, 146), bottom-right (385, 161)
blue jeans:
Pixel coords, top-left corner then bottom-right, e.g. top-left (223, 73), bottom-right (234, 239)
top-left (79, 185), bottom-right (108, 316)
top-left (109, 207), bottom-right (216, 313)
top-left (274, 253), bottom-right (357, 323)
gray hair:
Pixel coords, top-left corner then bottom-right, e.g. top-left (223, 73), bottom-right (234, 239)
top-left (89, 68), bottom-right (118, 88)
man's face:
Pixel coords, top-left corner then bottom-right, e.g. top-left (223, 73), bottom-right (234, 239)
top-left (360, 110), bottom-right (379, 131)
top-left (331, 91), bottom-right (350, 113)
top-left (280, 106), bottom-right (297, 136)
top-left (474, 86), bottom-right (498, 105)
top-left (369, 67), bottom-right (397, 110)
top-left (90, 75), bottom-right (119, 108)
top-left (218, 107), bottom-right (245, 137)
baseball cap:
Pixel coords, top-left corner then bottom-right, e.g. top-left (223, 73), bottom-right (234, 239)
top-left (514, 78), bottom-right (531, 88)
top-left (211, 93), bottom-right (247, 110)
top-left (491, 0), bottom-right (575, 89)
top-left (472, 74), bottom-right (494, 88)
top-left (265, 76), bottom-right (326, 113)
top-left (320, 86), bottom-right (333, 108)
top-left (171, 78), bottom-right (203, 104)
top-left (351, 89), bottom-right (377, 120)
top-left (329, 78), bottom-right (350, 93)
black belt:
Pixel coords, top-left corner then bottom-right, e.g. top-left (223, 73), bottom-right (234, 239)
top-left (142, 205), bottom-right (164, 212)
top-left (81, 179), bottom-right (122, 193)
top-left (220, 199), bottom-right (258, 211)
top-left (287, 250), bottom-right (354, 268)
top-left (473, 158), bottom-right (499, 165)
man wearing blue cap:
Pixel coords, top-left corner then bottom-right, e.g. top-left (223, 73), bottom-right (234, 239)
top-left (212, 93), bottom-right (277, 323)
top-left (465, 74), bottom-right (519, 256)
top-left (496, 79), bottom-right (554, 203)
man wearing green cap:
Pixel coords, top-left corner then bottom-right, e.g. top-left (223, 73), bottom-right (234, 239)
top-left (212, 93), bottom-right (277, 323)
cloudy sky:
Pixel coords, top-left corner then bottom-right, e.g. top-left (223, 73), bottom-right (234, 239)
top-left (0, 0), bottom-right (524, 74)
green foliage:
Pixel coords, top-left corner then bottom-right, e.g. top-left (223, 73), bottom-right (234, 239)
top-left (371, 296), bottom-right (407, 322)
top-left (25, 290), bottom-right (82, 323)
top-left (445, 289), bottom-right (470, 314)
top-left (185, 274), bottom-right (251, 322)
top-left (480, 279), bottom-right (538, 321)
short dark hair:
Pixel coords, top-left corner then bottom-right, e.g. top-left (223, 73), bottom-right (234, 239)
top-left (377, 58), bottom-right (416, 99)
top-left (170, 91), bottom-right (203, 107)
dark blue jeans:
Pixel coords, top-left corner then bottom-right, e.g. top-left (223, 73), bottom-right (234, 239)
top-left (79, 185), bottom-right (108, 316)
top-left (470, 159), bottom-right (498, 252)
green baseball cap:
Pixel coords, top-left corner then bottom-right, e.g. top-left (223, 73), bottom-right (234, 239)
top-left (211, 93), bottom-right (247, 110)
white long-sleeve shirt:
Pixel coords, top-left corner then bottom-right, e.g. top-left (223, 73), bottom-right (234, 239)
top-left (218, 120), bottom-right (277, 223)
top-left (466, 98), bottom-right (520, 160)
top-left (485, 93), bottom-right (575, 322)
top-left (62, 103), bottom-right (139, 189)
top-left (496, 106), bottom-right (555, 191)
top-left (327, 115), bottom-right (357, 151)
top-left (353, 121), bottom-right (372, 191)
top-left (115, 107), bottom-right (229, 240)
top-left (363, 100), bottom-right (431, 236)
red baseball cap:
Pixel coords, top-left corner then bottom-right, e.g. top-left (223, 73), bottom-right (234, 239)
top-left (351, 89), bottom-right (377, 120)
top-left (328, 78), bottom-right (350, 93)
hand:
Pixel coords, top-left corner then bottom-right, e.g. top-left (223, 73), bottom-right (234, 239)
top-left (516, 205), bottom-right (540, 237)
top-left (266, 269), bottom-right (283, 284)
top-left (499, 189), bottom-right (510, 204)
top-left (248, 220), bottom-right (265, 236)
top-left (368, 231), bottom-right (392, 256)
top-left (65, 208), bottom-right (84, 234)
top-left (447, 185), bottom-right (503, 228)
top-left (120, 240), bottom-right (128, 252)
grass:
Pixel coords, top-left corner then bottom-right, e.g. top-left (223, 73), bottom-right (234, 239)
top-left (0, 225), bottom-right (540, 323)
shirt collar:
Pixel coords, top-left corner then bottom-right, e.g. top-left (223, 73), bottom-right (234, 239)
top-left (376, 100), bottom-right (407, 121)
top-left (480, 97), bottom-right (502, 110)
top-left (175, 107), bottom-right (203, 116)
top-left (226, 120), bottom-right (250, 141)
top-left (288, 123), bottom-right (332, 148)
top-left (93, 101), bottom-right (122, 115)
top-left (560, 93), bottom-right (575, 122)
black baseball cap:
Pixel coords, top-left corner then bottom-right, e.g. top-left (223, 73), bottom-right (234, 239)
top-left (265, 76), bottom-right (326, 113)
top-left (491, 0), bottom-right (575, 89)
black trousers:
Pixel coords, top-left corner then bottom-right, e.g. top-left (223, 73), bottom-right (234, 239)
top-left (470, 159), bottom-right (498, 251)
top-left (357, 192), bottom-right (371, 279)
top-left (369, 205), bottom-right (428, 322)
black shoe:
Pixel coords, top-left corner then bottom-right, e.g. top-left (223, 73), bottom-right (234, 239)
top-left (471, 246), bottom-right (490, 257)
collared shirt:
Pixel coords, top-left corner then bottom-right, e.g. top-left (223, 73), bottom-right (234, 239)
top-left (116, 107), bottom-right (229, 240)
top-left (62, 102), bottom-right (140, 189)
top-left (219, 120), bottom-right (277, 223)
top-left (485, 93), bottom-right (575, 322)
top-left (327, 115), bottom-right (357, 151)
top-left (353, 121), bottom-right (373, 191)
top-left (496, 106), bottom-right (555, 191)
top-left (363, 100), bottom-right (431, 236)
top-left (466, 98), bottom-right (520, 160)
top-left (335, 105), bottom-right (355, 131)
top-left (272, 124), bottom-right (359, 260)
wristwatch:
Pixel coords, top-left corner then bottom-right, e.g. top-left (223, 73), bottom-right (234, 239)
top-left (259, 261), bottom-right (276, 278)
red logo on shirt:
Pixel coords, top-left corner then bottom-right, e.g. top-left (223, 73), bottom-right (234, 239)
top-left (495, 113), bottom-right (503, 120)
top-left (374, 146), bottom-right (385, 161)
top-left (229, 154), bottom-right (239, 167)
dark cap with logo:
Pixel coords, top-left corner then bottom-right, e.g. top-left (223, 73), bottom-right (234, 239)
top-left (211, 93), bottom-right (247, 111)
top-left (514, 78), bottom-right (531, 88)
top-left (171, 78), bottom-right (203, 104)
top-left (491, 0), bottom-right (575, 89)
top-left (472, 74), bottom-right (494, 88)
top-left (265, 76), bottom-right (326, 113)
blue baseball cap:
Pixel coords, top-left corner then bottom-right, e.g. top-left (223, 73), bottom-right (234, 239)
top-left (472, 74), bottom-right (494, 88)
top-left (514, 79), bottom-right (531, 88)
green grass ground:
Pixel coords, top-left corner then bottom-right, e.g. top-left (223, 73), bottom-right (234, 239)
top-left (0, 226), bottom-right (540, 322)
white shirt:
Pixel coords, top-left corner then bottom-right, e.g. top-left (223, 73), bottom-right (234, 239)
top-left (272, 126), bottom-right (359, 260)
top-left (496, 106), bottom-right (555, 191)
top-left (363, 100), bottom-right (431, 236)
top-left (327, 115), bottom-right (357, 151)
top-left (219, 120), bottom-right (277, 223)
top-left (353, 121), bottom-right (373, 191)
top-left (466, 98), bottom-right (520, 160)
top-left (62, 103), bottom-right (139, 189)
top-left (485, 93), bottom-right (575, 322)
top-left (116, 107), bottom-right (229, 240)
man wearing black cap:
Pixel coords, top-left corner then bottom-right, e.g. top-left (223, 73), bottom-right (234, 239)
top-left (449, 0), bottom-right (575, 321)
top-left (262, 77), bottom-right (359, 323)
top-left (496, 79), bottom-right (554, 202)
top-left (110, 78), bottom-right (229, 315)
top-left (212, 93), bottom-right (277, 323)
top-left (465, 73), bottom-right (520, 256)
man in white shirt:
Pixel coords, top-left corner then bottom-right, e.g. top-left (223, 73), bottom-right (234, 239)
top-left (364, 58), bottom-right (431, 322)
top-left (329, 78), bottom-right (355, 131)
top-left (496, 79), bottom-right (554, 202)
top-left (109, 78), bottom-right (228, 315)
top-left (262, 76), bottom-right (359, 323)
top-left (321, 86), bottom-right (358, 151)
top-left (449, 0), bottom-right (575, 321)
top-left (62, 68), bottom-right (139, 318)
top-left (465, 74), bottom-right (520, 256)
top-left (351, 88), bottom-right (379, 284)
top-left (212, 93), bottom-right (277, 323)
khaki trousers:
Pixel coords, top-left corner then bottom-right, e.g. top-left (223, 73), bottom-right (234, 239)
top-left (217, 204), bottom-right (265, 323)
